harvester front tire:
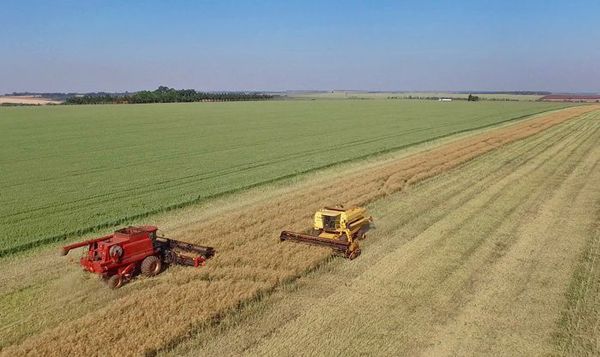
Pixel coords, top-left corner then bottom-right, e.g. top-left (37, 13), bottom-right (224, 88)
top-left (141, 256), bottom-right (162, 277)
top-left (107, 275), bottom-right (123, 289)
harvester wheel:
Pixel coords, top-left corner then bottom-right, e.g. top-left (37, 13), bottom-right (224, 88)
top-left (107, 275), bottom-right (123, 289)
top-left (141, 256), bottom-right (162, 277)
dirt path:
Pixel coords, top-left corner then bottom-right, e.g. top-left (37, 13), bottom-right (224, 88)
top-left (1, 106), bottom-right (598, 356)
top-left (0, 96), bottom-right (61, 105)
top-left (165, 110), bottom-right (600, 356)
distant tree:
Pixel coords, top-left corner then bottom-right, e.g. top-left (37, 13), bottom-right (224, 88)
top-left (467, 94), bottom-right (480, 102)
top-left (64, 87), bottom-right (275, 105)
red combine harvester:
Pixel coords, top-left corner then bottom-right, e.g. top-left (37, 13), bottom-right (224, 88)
top-left (61, 226), bottom-right (215, 288)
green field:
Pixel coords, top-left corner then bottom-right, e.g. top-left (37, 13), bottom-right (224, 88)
top-left (0, 100), bottom-right (569, 254)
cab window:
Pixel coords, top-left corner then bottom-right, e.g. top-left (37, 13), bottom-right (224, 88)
top-left (323, 215), bottom-right (340, 230)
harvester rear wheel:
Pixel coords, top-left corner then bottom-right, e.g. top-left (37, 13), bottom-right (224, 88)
top-left (141, 256), bottom-right (162, 277)
top-left (107, 275), bottom-right (123, 289)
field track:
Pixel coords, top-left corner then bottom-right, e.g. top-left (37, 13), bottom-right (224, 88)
top-left (1, 105), bottom-right (598, 356)
top-left (0, 96), bottom-right (61, 105)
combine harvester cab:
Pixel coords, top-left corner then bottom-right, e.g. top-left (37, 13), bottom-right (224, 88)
top-left (280, 206), bottom-right (372, 259)
top-left (61, 226), bottom-right (215, 289)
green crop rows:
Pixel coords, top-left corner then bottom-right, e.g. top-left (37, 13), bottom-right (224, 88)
top-left (0, 100), bottom-right (569, 255)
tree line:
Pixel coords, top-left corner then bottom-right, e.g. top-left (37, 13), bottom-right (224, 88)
top-left (65, 86), bottom-right (275, 104)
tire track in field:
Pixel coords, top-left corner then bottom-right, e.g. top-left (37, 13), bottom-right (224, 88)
top-left (1, 106), bottom-right (598, 356)
top-left (554, 168), bottom-right (600, 356)
top-left (422, 122), bottom-right (600, 356)
top-left (349, 117), bottom-right (600, 355)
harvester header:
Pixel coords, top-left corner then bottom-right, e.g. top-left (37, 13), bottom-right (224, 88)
top-left (280, 206), bottom-right (372, 259)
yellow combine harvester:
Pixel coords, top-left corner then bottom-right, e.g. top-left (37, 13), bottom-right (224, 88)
top-left (280, 206), bottom-right (372, 259)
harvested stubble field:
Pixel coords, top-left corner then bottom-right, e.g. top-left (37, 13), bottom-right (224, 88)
top-left (0, 105), bottom-right (598, 356)
top-left (0, 100), bottom-right (569, 255)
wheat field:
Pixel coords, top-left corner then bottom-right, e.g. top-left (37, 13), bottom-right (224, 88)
top-left (1, 105), bottom-right (597, 356)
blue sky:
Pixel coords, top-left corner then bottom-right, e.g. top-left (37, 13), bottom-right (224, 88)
top-left (1, 0), bottom-right (599, 93)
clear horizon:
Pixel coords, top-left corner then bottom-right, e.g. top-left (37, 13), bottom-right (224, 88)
top-left (1, 0), bottom-right (599, 93)
top-left (6, 89), bottom-right (598, 96)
